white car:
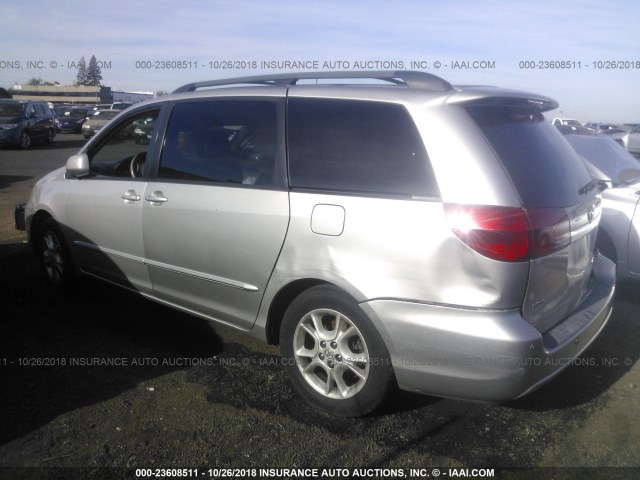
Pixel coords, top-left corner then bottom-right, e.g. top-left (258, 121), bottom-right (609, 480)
top-left (621, 124), bottom-right (640, 157)
top-left (563, 132), bottom-right (640, 281)
top-left (551, 117), bottom-right (584, 128)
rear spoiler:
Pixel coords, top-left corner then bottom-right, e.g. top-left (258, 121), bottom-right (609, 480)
top-left (447, 87), bottom-right (558, 112)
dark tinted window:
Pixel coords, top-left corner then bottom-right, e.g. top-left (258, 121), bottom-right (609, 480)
top-left (467, 106), bottom-right (593, 208)
top-left (0, 102), bottom-right (24, 117)
top-left (160, 101), bottom-right (277, 186)
top-left (288, 98), bottom-right (439, 197)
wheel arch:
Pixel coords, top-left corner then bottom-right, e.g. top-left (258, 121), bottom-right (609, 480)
top-left (29, 209), bottom-right (54, 255)
top-left (19, 128), bottom-right (32, 148)
top-left (265, 278), bottom-right (331, 345)
top-left (596, 228), bottom-right (618, 265)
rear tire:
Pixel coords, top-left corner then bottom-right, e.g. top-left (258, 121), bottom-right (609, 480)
top-left (280, 285), bottom-right (395, 416)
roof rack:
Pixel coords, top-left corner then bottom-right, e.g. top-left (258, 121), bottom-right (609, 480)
top-left (173, 70), bottom-right (454, 94)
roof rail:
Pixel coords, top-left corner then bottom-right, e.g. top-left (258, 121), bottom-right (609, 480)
top-left (173, 70), bottom-right (454, 93)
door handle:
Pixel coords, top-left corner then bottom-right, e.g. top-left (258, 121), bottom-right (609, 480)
top-left (145, 191), bottom-right (168, 204)
top-left (121, 190), bottom-right (141, 202)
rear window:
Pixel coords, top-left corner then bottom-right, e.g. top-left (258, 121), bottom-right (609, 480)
top-left (288, 98), bottom-right (439, 197)
top-left (467, 106), bottom-right (593, 208)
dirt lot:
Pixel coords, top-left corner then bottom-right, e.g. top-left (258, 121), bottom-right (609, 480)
top-left (1, 142), bottom-right (639, 479)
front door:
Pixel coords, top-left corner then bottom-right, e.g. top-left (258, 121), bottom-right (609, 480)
top-left (66, 107), bottom-right (162, 293)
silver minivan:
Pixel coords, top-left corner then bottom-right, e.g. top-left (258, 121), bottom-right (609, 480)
top-left (21, 71), bottom-right (615, 416)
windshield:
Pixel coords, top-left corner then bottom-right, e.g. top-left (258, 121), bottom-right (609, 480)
top-left (61, 108), bottom-right (89, 117)
top-left (0, 102), bottom-right (25, 117)
top-left (564, 134), bottom-right (640, 185)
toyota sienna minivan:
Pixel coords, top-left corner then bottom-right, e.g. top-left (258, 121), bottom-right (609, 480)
top-left (18, 71), bottom-right (615, 415)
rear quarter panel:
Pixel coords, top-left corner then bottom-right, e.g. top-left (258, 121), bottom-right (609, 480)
top-left (259, 192), bottom-right (530, 309)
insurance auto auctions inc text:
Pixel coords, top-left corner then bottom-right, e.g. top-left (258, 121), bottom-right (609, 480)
top-left (183, 467), bottom-right (496, 478)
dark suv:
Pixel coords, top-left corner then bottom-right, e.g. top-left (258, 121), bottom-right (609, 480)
top-left (0, 99), bottom-right (56, 149)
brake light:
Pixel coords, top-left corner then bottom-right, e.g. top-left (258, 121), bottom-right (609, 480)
top-left (528, 208), bottom-right (571, 257)
top-left (445, 205), bottom-right (570, 262)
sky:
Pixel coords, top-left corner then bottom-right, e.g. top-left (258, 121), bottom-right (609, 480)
top-left (1, 0), bottom-right (639, 122)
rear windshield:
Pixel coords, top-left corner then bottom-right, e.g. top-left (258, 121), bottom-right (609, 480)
top-left (467, 106), bottom-right (593, 208)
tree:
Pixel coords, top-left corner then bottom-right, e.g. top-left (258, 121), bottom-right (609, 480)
top-left (28, 77), bottom-right (43, 86)
top-left (0, 87), bottom-right (11, 99)
top-left (155, 90), bottom-right (169, 97)
top-left (76, 56), bottom-right (88, 86)
top-left (86, 55), bottom-right (103, 86)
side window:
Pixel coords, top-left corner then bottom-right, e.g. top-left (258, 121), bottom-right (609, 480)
top-left (34, 104), bottom-right (45, 116)
top-left (89, 109), bottom-right (160, 178)
top-left (287, 98), bottom-right (439, 197)
top-left (25, 105), bottom-right (36, 119)
top-left (159, 100), bottom-right (277, 186)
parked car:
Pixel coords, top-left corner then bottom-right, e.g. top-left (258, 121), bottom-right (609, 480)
top-left (555, 124), bottom-right (594, 136)
top-left (55, 107), bottom-right (93, 133)
top-left (110, 102), bottom-right (133, 111)
top-left (563, 132), bottom-right (640, 282)
top-left (18, 71), bottom-right (615, 416)
top-left (600, 128), bottom-right (629, 147)
top-left (585, 122), bottom-right (620, 134)
top-left (82, 109), bottom-right (120, 139)
top-left (130, 115), bottom-right (156, 144)
top-left (551, 117), bottom-right (584, 128)
top-left (0, 99), bottom-right (55, 148)
top-left (621, 124), bottom-right (640, 157)
top-left (600, 127), bottom-right (628, 136)
top-left (92, 104), bottom-right (113, 111)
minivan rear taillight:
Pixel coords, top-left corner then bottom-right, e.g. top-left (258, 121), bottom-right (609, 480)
top-left (527, 208), bottom-right (571, 258)
top-left (445, 205), bottom-right (570, 262)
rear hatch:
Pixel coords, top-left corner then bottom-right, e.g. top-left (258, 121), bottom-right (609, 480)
top-left (465, 105), bottom-right (602, 333)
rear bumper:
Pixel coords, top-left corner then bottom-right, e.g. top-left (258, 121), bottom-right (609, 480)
top-left (360, 251), bottom-right (616, 402)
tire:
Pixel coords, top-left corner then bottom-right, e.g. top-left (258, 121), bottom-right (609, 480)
top-left (36, 218), bottom-right (74, 292)
top-left (280, 285), bottom-right (395, 416)
top-left (45, 128), bottom-right (54, 144)
top-left (19, 131), bottom-right (31, 149)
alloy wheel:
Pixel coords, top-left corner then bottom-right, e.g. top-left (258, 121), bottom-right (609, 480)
top-left (20, 131), bottom-right (31, 149)
top-left (292, 308), bottom-right (370, 399)
top-left (41, 230), bottom-right (64, 285)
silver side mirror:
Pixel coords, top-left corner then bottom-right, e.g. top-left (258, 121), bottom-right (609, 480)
top-left (65, 154), bottom-right (90, 178)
